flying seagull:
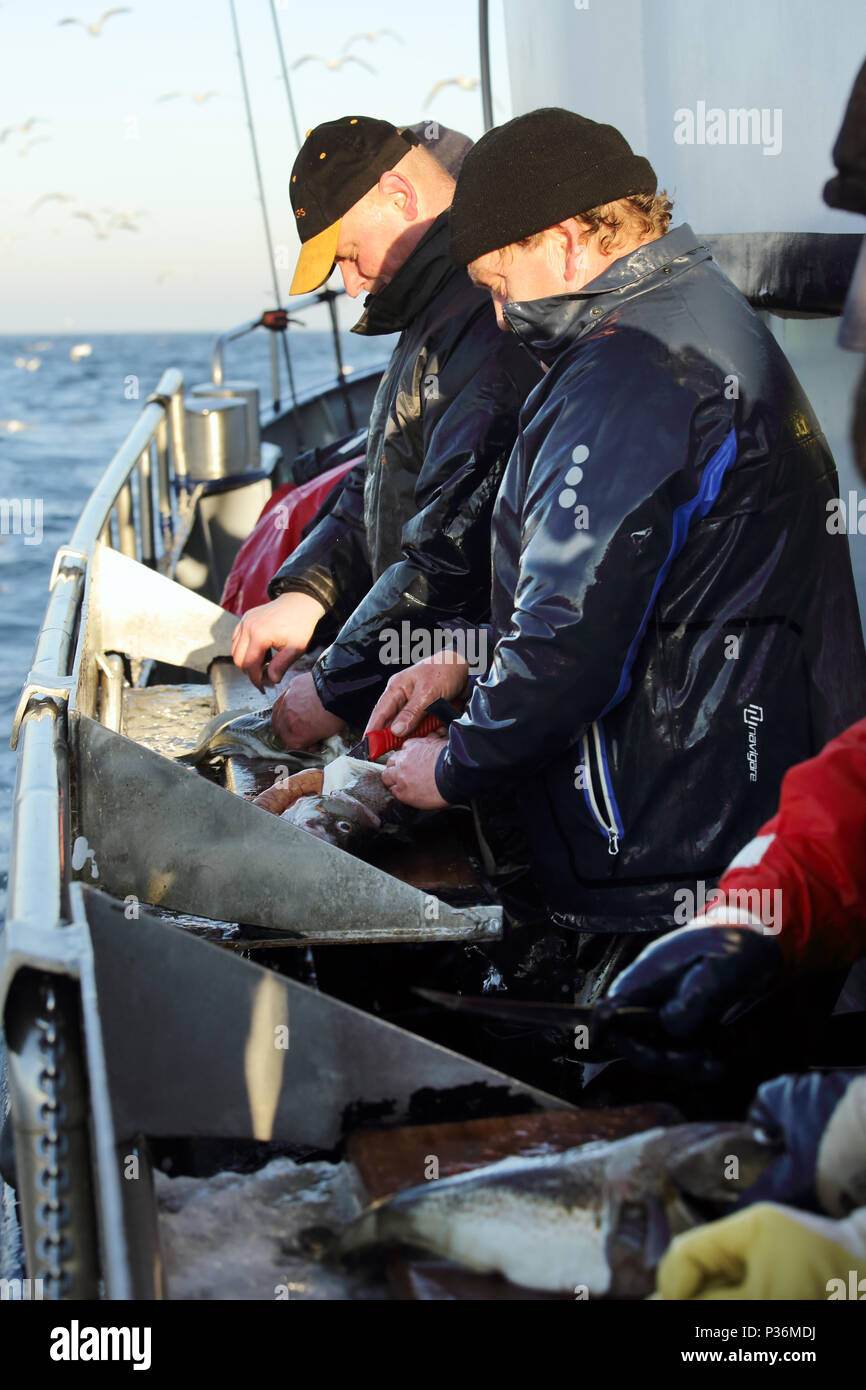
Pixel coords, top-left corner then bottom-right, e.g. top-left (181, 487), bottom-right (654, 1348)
top-left (29, 193), bottom-right (75, 212)
top-left (342, 28), bottom-right (404, 53)
top-left (1, 117), bottom-right (47, 143)
top-left (73, 210), bottom-right (110, 238)
top-left (291, 53), bottom-right (374, 74)
top-left (17, 137), bottom-right (51, 157)
top-left (58, 8), bottom-right (131, 37)
top-left (425, 76), bottom-right (481, 104)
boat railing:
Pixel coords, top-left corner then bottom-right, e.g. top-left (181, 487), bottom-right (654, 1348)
top-left (10, 366), bottom-right (188, 761)
top-left (211, 283), bottom-right (358, 430)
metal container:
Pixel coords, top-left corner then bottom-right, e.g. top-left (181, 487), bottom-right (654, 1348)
top-left (183, 396), bottom-right (249, 481)
top-left (190, 380), bottom-right (261, 470)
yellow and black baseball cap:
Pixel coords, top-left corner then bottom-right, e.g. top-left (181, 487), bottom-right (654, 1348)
top-left (289, 116), bottom-right (420, 295)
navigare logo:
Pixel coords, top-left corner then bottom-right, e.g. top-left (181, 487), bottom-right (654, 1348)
top-left (50, 1320), bottom-right (152, 1371)
top-left (743, 704), bottom-right (763, 783)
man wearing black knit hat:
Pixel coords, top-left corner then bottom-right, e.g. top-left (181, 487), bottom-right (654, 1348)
top-left (375, 106), bottom-right (866, 998)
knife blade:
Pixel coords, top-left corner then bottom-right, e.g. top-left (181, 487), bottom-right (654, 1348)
top-left (414, 988), bottom-right (661, 1060)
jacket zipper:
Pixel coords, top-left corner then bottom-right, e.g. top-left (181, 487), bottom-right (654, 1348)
top-left (580, 720), bottom-right (624, 855)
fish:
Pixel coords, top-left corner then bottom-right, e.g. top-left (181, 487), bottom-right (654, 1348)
top-left (175, 707), bottom-right (323, 771)
top-left (336, 1122), bottom-right (775, 1296)
top-left (256, 763), bottom-right (418, 856)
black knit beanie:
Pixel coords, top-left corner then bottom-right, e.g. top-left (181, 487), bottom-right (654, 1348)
top-left (824, 58), bottom-right (866, 215)
top-left (450, 107), bottom-right (658, 268)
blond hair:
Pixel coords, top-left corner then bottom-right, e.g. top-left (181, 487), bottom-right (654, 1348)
top-left (515, 191), bottom-right (673, 256)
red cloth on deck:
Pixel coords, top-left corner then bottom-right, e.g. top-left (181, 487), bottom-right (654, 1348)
top-left (220, 457), bottom-right (357, 615)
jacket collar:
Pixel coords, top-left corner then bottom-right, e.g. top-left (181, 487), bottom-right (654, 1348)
top-left (351, 210), bottom-right (459, 336)
top-left (502, 223), bottom-right (710, 359)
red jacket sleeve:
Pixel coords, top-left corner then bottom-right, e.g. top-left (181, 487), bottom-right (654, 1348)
top-left (709, 718), bottom-right (866, 972)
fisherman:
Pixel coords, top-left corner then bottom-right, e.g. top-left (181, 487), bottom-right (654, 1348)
top-left (606, 56), bottom-right (866, 1069)
top-left (609, 59), bottom-right (866, 1299)
top-left (373, 106), bottom-right (866, 1000)
top-left (230, 116), bottom-right (541, 748)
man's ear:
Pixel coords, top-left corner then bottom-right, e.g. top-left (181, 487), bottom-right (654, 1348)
top-left (561, 218), bottom-right (592, 284)
top-left (378, 171), bottom-right (418, 220)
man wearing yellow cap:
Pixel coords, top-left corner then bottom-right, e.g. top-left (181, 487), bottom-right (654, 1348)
top-left (232, 116), bottom-right (540, 747)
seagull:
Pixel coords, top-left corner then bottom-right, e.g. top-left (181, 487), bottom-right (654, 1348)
top-left (2, 118), bottom-right (49, 146)
top-left (156, 90), bottom-right (219, 105)
top-left (29, 192), bottom-right (74, 212)
top-left (425, 76), bottom-right (481, 104)
top-left (17, 137), bottom-right (51, 156)
top-left (108, 207), bottom-right (147, 228)
top-left (342, 28), bottom-right (403, 53)
top-left (16, 116), bottom-right (47, 134)
top-left (73, 210), bottom-right (110, 238)
top-left (58, 8), bottom-right (131, 37)
top-left (291, 53), bottom-right (374, 74)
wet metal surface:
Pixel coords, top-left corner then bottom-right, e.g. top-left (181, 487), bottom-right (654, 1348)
top-left (122, 683), bottom-right (215, 759)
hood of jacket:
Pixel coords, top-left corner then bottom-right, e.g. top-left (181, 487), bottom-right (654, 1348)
top-left (502, 223), bottom-right (711, 363)
top-left (351, 209), bottom-right (460, 337)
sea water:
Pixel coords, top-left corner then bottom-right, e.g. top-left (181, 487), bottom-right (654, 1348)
top-left (0, 329), bottom-right (390, 920)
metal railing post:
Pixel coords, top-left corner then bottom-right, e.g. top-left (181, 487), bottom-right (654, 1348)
top-left (138, 445), bottom-right (155, 568)
top-left (155, 413), bottom-right (173, 551)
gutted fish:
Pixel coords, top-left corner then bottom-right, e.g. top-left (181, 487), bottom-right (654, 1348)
top-left (252, 768), bottom-right (324, 815)
top-left (337, 1123), bottom-right (774, 1296)
top-left (253, 760), bottom-right (418, 856)
top-left (175, 707), bottom-right (323, 770)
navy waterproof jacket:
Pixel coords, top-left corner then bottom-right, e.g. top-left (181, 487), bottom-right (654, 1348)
top-left (435, 223), bottom-right (866, 933)
top-left (268, 211), bottom-right (541, 723)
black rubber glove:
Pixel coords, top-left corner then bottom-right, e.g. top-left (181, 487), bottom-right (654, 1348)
top-left (737, 1070), bottom-right (864, 1211)
top-left (606, 927), bottom-right (784, 1080)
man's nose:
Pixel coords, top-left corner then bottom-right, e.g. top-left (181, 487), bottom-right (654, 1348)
top-left (339, 262), bottom-right (365, 298)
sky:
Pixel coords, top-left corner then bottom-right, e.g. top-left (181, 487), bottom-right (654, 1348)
top-left (0, 0), bottom-right (512, 332)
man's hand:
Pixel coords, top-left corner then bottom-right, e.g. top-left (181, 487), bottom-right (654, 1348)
top-left (656, 1202), bottom-right (866, 1300)
top-left (366, 649), bottom-right (471, 738)
top-left (382, 733), bottom-right (449, 809)
top-left (271, 671), bottom-right (345, 749)
top-left (231, 592), bottom-right (326, 691)
top-left (606, 925), bottom-right (784, 1079)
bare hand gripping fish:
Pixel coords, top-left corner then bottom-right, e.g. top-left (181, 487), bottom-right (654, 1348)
top-left (337, 1122), bottom-right (776, 1296)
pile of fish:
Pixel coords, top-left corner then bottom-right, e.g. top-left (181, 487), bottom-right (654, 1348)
top-left (252, 762), bottom-right (417, 856)
top-left (336, 1122), bottom-right (775, 1296)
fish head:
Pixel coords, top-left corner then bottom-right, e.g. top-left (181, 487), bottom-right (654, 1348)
top-left (282, 790), bottom-right (381, 853)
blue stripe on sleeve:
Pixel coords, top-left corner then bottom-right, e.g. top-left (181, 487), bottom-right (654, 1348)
top-left (598, 426), bottom-right (738, 719)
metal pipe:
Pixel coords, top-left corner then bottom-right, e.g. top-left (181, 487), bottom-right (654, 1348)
top-left (210, 318), bottom-right (260, 387)
top-left (324, 289), bottom-right (357, 430)
top-left (115, 480), bottom-right (136, 560)
top-left (97, 653), bottom-right (125, 733)
top-left (269, 330), bottom-right (281, 413)
top-left (155, 414), bottom-right (173, 552)
top-left (137, 446), bottom-right (155, 567)
top-left (70, 369), bottom-right (182, 555)
top-left (168, 379), bottom-right (188, 487)
top-left (479, 0), bottom-right (494, 132)
top-left (268, 0), bottom-right (302, 149)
